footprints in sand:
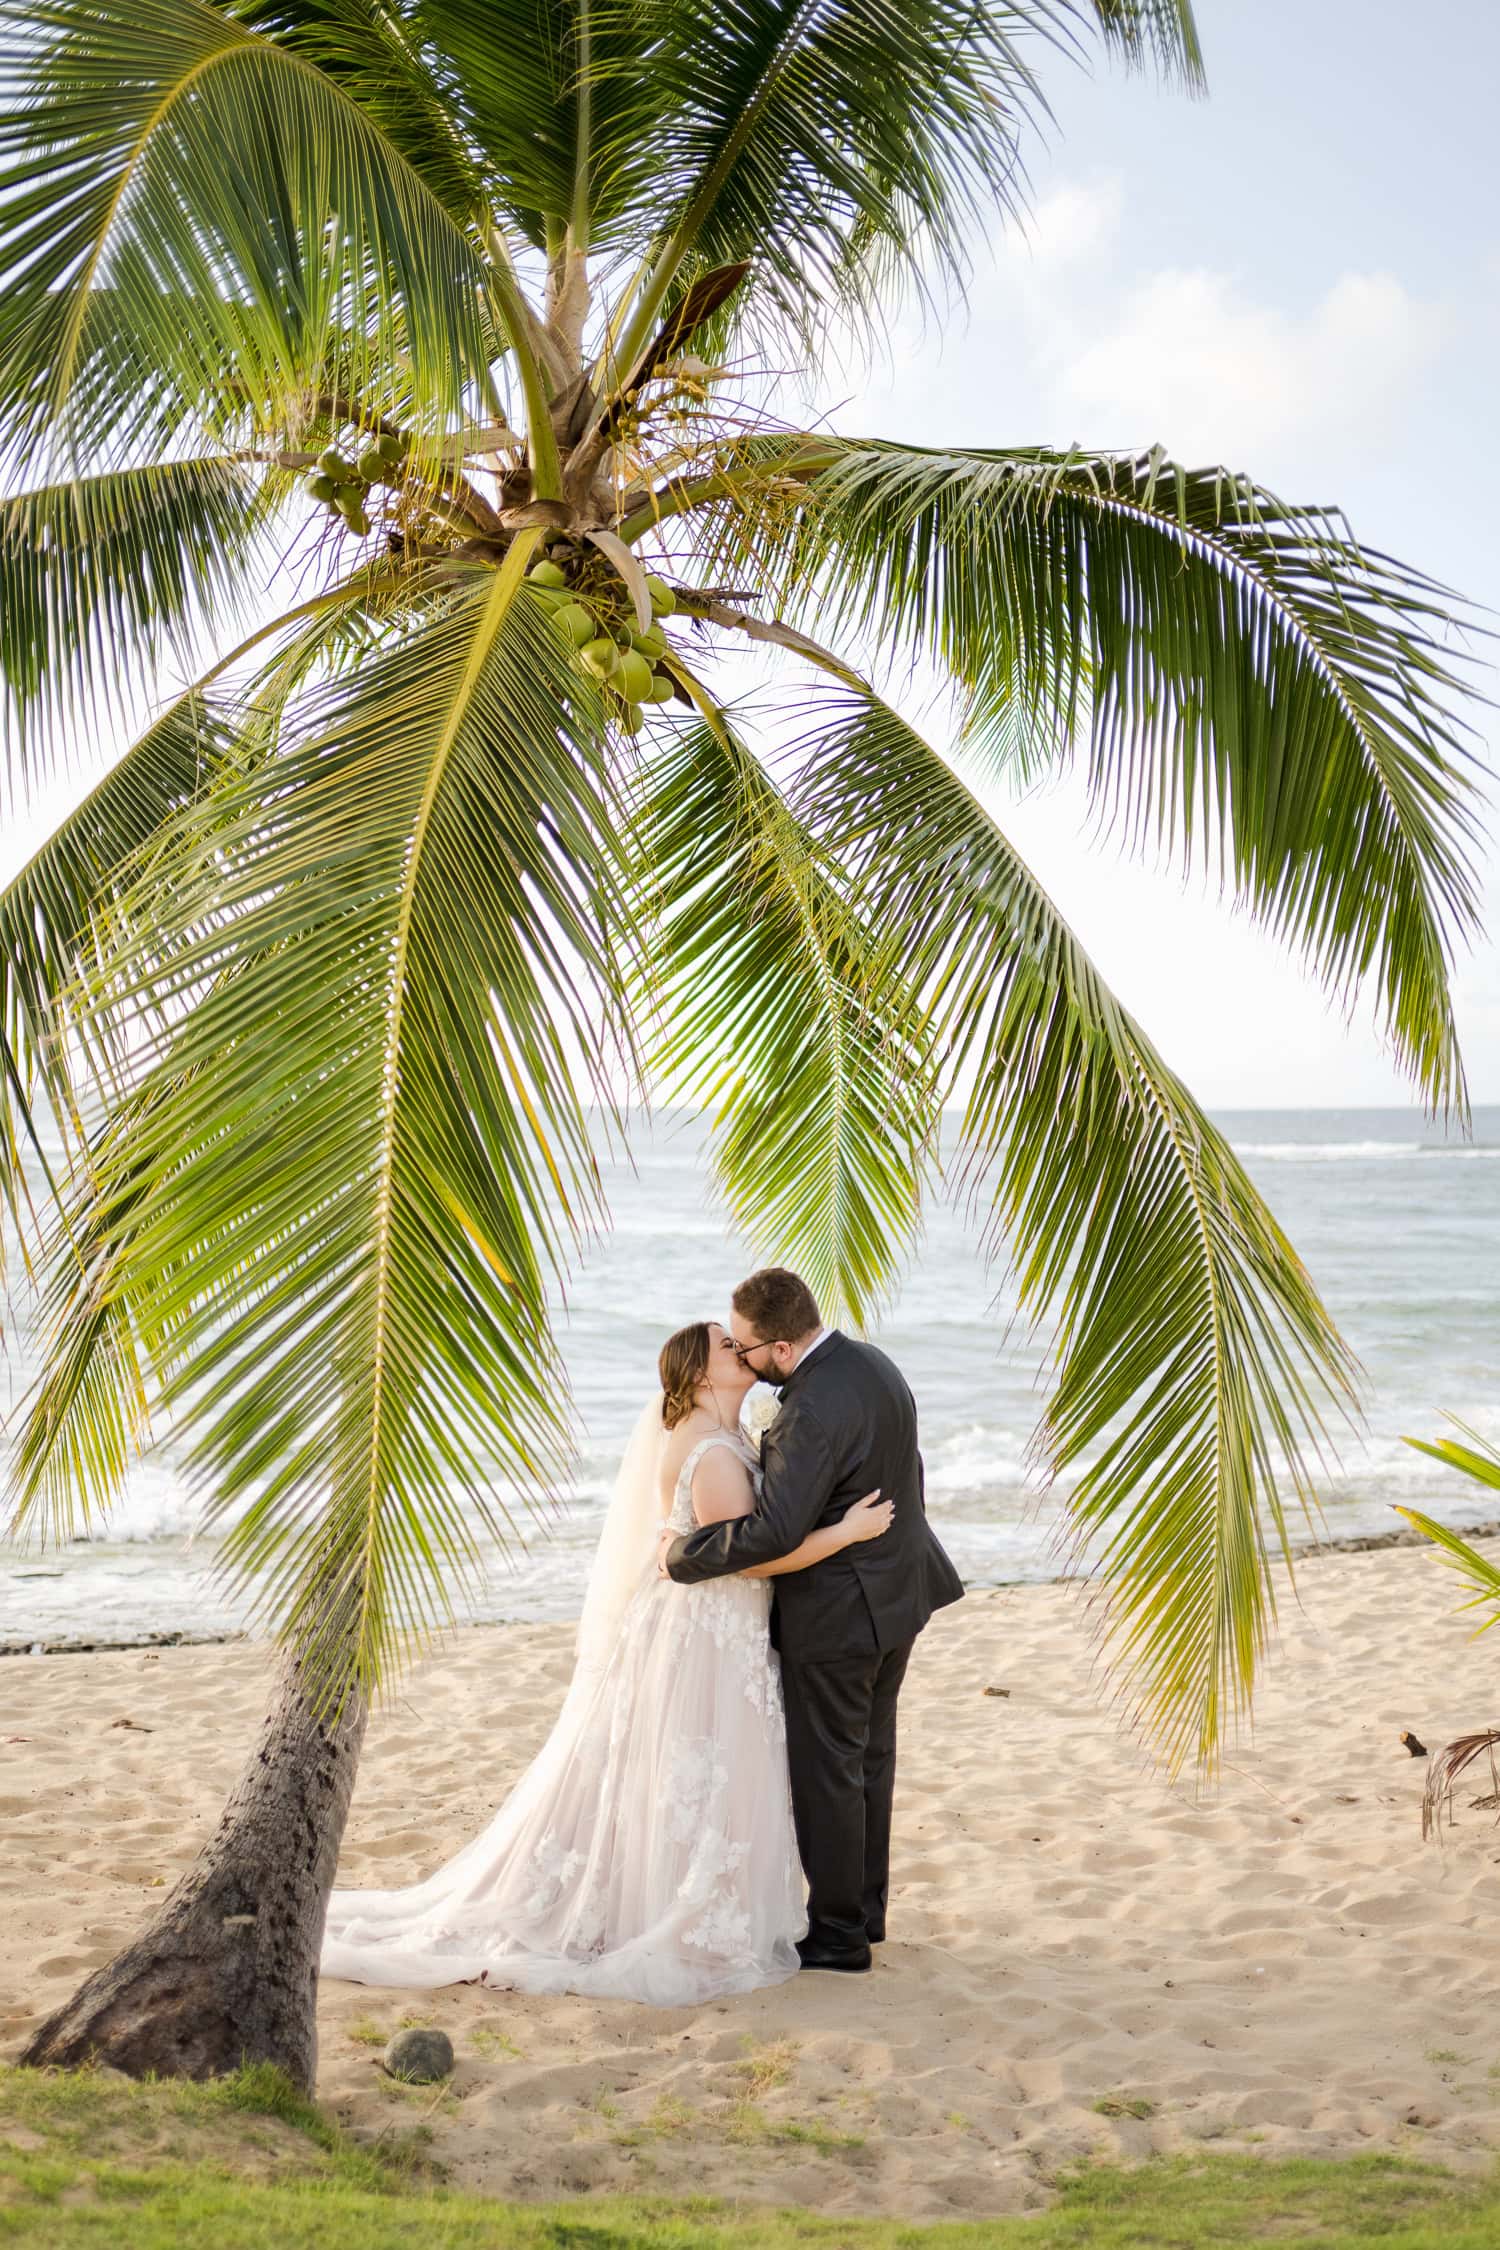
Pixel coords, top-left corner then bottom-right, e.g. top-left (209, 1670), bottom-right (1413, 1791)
top-left (343, 1827), bottom-right (437, 1865)
top-left (33, 1952), bottom-right (106, 1980)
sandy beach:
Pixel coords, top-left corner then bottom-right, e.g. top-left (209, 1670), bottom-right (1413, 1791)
top-left (4, 1538), bottom-right (1500, 2221)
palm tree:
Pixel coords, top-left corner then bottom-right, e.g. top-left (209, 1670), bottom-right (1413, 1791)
top-left (1, 0), bottom-right (1485, 2087)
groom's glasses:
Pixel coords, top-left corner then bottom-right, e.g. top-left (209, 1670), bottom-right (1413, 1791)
top-left (731, 1334), bottom-right (779, 1367)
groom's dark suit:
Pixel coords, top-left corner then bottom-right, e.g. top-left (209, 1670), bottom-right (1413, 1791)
top-left (664, 1332), bottom-right (963, 1959)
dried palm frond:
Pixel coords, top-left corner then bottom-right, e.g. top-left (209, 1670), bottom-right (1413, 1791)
top-left (1421, 1730), bottom-right (1500, 1842)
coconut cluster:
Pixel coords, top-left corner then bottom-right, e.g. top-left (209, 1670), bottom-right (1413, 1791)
top-left (303, 432), bottom-right (409, 536)
top-left (524, 553), bottom-right (679, 732)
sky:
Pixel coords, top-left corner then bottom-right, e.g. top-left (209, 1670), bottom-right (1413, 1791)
top-left (794, 0), bottom-right (1500, 1110)
top-left (5, 0), bottom-right (1496, 1113)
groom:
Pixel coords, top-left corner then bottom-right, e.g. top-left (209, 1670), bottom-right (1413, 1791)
top-left (662, 1267), bottom-right (963, 1972)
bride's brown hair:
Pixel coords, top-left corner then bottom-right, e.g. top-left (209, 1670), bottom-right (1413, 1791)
top-left (659, 1323), bottom-right (711, 1430)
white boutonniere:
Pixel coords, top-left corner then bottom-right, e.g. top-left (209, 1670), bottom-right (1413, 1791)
top-left (741, 1384), bottom-right (782, 1456)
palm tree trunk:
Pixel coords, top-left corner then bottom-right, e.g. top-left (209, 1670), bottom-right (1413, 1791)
top-left (20, 1647), bottom-right (367, 2091)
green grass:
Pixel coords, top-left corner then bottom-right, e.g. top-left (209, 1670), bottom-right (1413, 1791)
top-left (600, 2085), bottom-right (862, 2160)
top-left (732, 2038), bottom-right (800, 2101)
top-left (469, 2024), bottom-right (525, 2062)
top-left (722, 2104), bottom-right (866, 2155)
top-left (5, 2061), bottom-right (1500, 2246)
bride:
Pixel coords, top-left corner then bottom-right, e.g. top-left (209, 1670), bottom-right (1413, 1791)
top-left (320, 1319), bottom-right (892, 2005)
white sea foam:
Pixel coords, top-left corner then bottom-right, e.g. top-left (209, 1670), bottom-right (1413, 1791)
top-left (924, 1422), bottom-right (1033, 1494)
top-left (1239, 1140), bottom-right (1499, 1162)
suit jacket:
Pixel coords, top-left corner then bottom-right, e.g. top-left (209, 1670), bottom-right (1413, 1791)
top-left (663, 1332), bottom-right (964, 1662)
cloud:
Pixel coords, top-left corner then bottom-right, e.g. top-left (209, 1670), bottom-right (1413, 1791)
top-left (795, 175), bottom-right (1127, 434)
top-left (1054, 266), bottom-right (1443, 466)
top-left (997, 176), bottom-right (1125, 270)
top-left (812, 175), bottom-right (1443, 483)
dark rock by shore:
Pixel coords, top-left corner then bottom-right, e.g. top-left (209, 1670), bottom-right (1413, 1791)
top-left (0, 1627), bottom-right (249, 1659)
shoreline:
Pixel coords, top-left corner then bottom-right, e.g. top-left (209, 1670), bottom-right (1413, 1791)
top-left (5, 1512), bottom-right (1493, 1659)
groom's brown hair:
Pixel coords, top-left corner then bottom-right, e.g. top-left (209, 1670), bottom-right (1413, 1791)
top-left (733, 1268), bottom-right (820, 1344)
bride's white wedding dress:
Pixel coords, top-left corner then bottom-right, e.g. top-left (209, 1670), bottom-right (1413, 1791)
top-left (320, 1421), bottom-right (806, 2005)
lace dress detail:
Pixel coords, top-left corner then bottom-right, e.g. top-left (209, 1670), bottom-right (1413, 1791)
top-left (321, 1429), bottom-right (805, 2005)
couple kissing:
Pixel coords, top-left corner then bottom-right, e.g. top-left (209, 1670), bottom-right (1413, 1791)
top-left (322, 1267), bottom-right (962, 2003)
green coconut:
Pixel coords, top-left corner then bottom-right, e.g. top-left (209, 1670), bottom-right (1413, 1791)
top-left (553, 602), bottom-right (597, 647)
top-left (616, 650), bottom-right (654, 703)
top-left (581, 636), bottom-right (620, 679)
top-left (528, 559), bottom-right (568, 589)
top-left (619, 703), bottom-right (644, 735)
top-left (374, 432), bottom-right (407, 466)
top-left (304, 472), bottom-right (338, 504)
top-left (629, 624), bottom-right (667, 658)
top-left (335, 491), bottom-right (371, 535)
top-left (355, 445), bottom-right (387, 483)
top-left (647, 671), bottom-right (678, 704)
top-left (527, 582), bottom-right (570, 610)
top-left (645, 573), bottom-right (676, 617)
top-left (317, 446), bottom-right (352, 479)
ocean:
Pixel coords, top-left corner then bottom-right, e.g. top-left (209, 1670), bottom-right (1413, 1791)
top-left (2, 1106), bottom-right (1496, 1651)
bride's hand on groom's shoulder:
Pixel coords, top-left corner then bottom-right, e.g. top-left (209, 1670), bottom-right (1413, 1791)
top-left (657, 1523), bottom-right (677, 1577)
top-left (842, 1491), bottom-right (894, 1543)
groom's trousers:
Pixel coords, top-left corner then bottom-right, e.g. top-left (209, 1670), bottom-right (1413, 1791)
top-left (780, 1636), bottom-right (914, 1952)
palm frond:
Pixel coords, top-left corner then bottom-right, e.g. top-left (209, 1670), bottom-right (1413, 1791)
top-left (5, 1069), bottom-right (167, 1538)
top-left (0, 0), bottom-right (498, 465)
top-left (1085, 0), bottom-right (1203, 83)
top-left (1404, 1422), bottom-right (1500, 1495)
top-left (599, 0), bottom-right (1052, 381)
top-left (0, 456), bottom-right (270, 771)
top-left (408, 0), bottom-right (671, 250)
top-left (1418, 1729), bottom-right (1500, 1843)
top-left (227, 0), bottom-right (498, 229)
top-left (628, 695), bottom-right (930, 1326)
top-left (0, 558), bottom-right (436, 1270)
top-left (1396, 1424), bottom-right (1500, 1629)
top-left (784, 679), bottom-right (1357, 1772)
top-left (692, 438), bottom-right (1487, 1111)
top-left (1394, 1508), bottom-right (1500, 1630)
top-left (14, 565), bottom-right (638, 1711)
top-left (0, 692), bottom-right (231, 1254)
top-left (1396, 1430), bottom-right (1500, 1838)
